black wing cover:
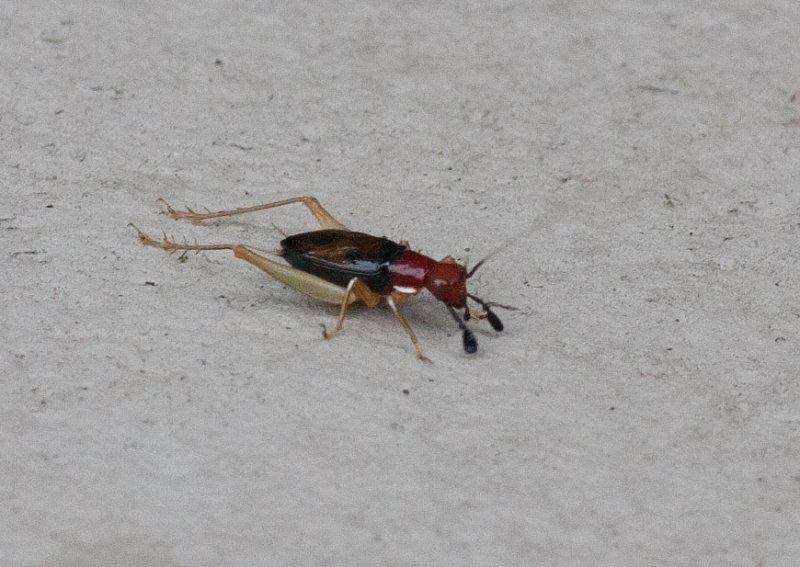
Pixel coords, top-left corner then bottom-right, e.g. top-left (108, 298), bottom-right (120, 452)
top-left (281, 229), bottom-right (406, 293)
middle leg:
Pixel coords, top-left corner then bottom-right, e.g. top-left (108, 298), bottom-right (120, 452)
top-left (386, 296), bottom-right (430, 362)
top-left (321, 279), bottom-right (381, 338)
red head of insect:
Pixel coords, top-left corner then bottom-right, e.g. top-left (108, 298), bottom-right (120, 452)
top-left (426, 261), bottom-right (468, 307)
top-left (428, 258), bottom-right (505, 354)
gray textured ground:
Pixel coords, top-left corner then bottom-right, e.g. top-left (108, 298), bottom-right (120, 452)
top-left (3, 1), bottom-right (799, 565)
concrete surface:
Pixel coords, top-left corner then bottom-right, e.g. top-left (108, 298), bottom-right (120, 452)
top-left (3, 1), bottom-right (799, 565)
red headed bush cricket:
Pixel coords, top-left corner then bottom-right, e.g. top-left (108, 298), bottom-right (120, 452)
top-left (130, 197), bottom-right (509, 361)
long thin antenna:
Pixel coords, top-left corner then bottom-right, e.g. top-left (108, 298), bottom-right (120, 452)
top-left (466, 258), bottom-right (487, 279)
top-left (465, 230), bottom-right (524, 279)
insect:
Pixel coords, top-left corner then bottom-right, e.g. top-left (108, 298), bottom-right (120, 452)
top-left (130, 196), bottom-right (507, 361)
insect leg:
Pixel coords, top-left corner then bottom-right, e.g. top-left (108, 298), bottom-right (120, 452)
top-left (321, 277), bottom-right (359, 339)
top-left (130, 223), bottom-right (355, 305)
top-left (231, 246), bottom-right (358, 305)
top-left (158, 196), bottom-right (349, 231)
top-left (130, 223), bottom-right (235, 254)
top-left (386, 296), bottom-right (431, 362)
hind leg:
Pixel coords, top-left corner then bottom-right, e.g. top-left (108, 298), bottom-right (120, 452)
top-left (129, 223), bottom-right (357, 305)
top-left (158, 196), bottom-right (349, 231)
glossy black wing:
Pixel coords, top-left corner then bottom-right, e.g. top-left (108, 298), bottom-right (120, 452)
top-left (280, 229), bottom-right (406, 293)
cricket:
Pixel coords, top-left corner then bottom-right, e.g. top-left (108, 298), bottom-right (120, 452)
top-left (130, 196), bottom-right (508, 361)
